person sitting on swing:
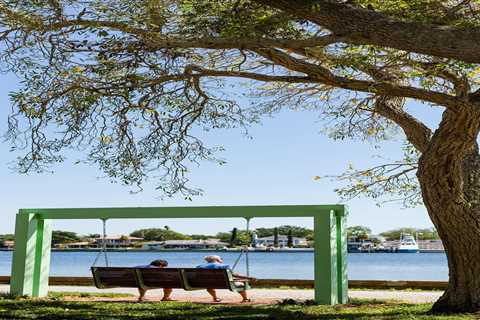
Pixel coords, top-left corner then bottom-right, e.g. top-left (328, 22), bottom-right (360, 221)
top-left (196, 255), bottom-right (252, 303)
top-left (135, 259), bottom-right (173, 302)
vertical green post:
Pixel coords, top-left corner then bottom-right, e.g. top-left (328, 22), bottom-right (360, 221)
top-left (10, 212), bottom-right (52, 297)
top-left (314, 210), bottom-right (338, 304)
top-left (335, 206), bottom-right (348, 303)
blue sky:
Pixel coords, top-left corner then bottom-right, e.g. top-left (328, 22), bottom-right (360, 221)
top-left (0, 72), bottom-right (441, 236)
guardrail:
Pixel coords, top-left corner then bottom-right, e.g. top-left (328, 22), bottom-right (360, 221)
top-left (0, 276), bottom-right (448, 290)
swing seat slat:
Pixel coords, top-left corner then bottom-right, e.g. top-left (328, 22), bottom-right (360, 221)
top-left (181, 268), bottom-right (249, 292)
top-left (91, 267), bottom-right (249, 292)
top-left (182, 268), bottom-right (230, 289)
top-left (139, 268), bottom-right (184, 289)
top-left (91, 267), bottom-right (140, 289)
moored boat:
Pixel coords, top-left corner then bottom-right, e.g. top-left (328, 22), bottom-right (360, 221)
top-left (397, 234), bottom-right (419, 253)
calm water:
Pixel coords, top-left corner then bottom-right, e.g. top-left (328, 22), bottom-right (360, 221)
top-left (0, 251), bottom-right (448, 280)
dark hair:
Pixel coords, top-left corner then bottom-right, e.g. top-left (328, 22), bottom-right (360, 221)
top-left (150, 259), bottom-right (168, 267)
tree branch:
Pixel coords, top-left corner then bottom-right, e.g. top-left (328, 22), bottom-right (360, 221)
top-left (374, 96), bottom-right (432, 152)
top-left (254, 48), bottom-right (460, 108)
top-left (187, 62), bottom-right (433, 152)
top-left (0, 5), bottom-right (343, 51)
top-left (185, 65), bottom-right (317, 83)
top-left (256, 0), bottom-right (480, 63)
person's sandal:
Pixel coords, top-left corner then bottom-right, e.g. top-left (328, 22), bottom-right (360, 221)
top-left (241, 299), bottom-right (252, 303)
top-left (213, 298), bottom-right (222, 303)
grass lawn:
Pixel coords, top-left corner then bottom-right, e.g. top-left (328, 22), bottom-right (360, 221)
top-left (0, 293), bottom-right (475, 320)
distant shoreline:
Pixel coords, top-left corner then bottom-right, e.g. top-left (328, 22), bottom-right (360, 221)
top-left (0, 248), bottom-right (314, 253)
top-left (49, 248), bottom-right (316, 253)
top-left (0, 248), bottom-right (445, 253)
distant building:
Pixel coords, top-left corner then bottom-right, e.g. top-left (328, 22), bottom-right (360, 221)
top-left (142, 239), bottom-right (228, 250)
top-left (1, 240), bottom-right (14, 249)
top-left (418, 239), bottom-right (444, 252)
top-left (365, 238), bottom-right (444, 253)
top-left (255, 235), bottom-right (307, 247)
top-left (55, 241), bottom-right (92, 249)
top-left (369, 235), bottom-right (386, 243)
top-left (95, 235), bottom-right (143, 248)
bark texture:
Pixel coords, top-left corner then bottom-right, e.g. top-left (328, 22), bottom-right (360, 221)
top-left (417, 107), bottom-right (480, 313)
top-left (257, 0), bottom-right (480, 63)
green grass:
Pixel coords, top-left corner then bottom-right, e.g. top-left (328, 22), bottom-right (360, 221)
top-left (0, 295), bottom-right (475, 320)
top-left (48, 291), bottom-right (134, 299)
top-left (349, 287), bottom-right (445, 292)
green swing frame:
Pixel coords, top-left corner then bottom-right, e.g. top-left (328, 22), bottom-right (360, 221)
top-left (10, 204), bottom-right (348, 304)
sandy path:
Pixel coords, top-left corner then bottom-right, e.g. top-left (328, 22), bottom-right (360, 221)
top-left (0, 285), bottom-right (444, 304)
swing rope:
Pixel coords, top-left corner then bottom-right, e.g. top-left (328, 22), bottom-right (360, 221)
top-left (231, 248), bottom-right (245, 271)
top-left (231, 218), bottom-right (251, 277)
top-left (92, 218), bottom-right (109, 267)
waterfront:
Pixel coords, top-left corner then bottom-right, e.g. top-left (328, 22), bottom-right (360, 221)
top-left (0, 251), bottom-right (448, 280)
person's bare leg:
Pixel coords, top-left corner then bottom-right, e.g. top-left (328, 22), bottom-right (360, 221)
top-left (206, 289), bottom-right (221, 302)
top-left (161, 288), bottom-right (174, 301)
top-left (138, 288), bottom-right (147, 302)
top-left (239, 290), bottom-right (250, 302)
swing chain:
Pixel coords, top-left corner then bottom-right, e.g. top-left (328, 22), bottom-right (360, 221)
top-left (231, 217), bottom-right (251, 274)
top-left (102, 218), bottom-right (109, 267)
top-left (245, 218), bottom-right (250, 278)
top-left (92, 218), bottom-right (109, 267)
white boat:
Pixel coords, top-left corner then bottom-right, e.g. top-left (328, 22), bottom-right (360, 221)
top-left (397, 234), bottom-right (419, 253)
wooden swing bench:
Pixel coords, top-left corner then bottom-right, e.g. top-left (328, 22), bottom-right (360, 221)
top-left (91, 267), bottom-right (250, 292)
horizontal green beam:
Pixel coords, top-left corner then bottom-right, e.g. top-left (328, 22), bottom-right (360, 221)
top-left (19, 204), bottom-right (346, 220)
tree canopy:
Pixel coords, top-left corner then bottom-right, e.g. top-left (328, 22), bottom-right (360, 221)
top-left (216, 229), bottom-right (251, 246)
top-left (255, 225), bottom-right (313, 239)
top-left (130, 228), bottom-right (191, 241)
top-left (51, 230), bottom-right (83, 244)
top-left (1, 0), bottom-right (479, 201)
top-left (0, 234), bottom-right (14, 242)
top-left (347, 225), bottom-right (371, 241)
top-left (380, 227), bottom-right (439, 241)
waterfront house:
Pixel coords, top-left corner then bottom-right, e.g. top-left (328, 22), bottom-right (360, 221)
top-left (417, 239), bottom-right (444, 252)
top-left (55, 241), bottom-right (92, 249)
top-left (0, 240), bottom-right (14, 249)
top-left (94, 235), bottom-right (143, 248)
top-left (347, 235), bottom-right (386, 252)
top-left (142, 239), bottom-right (228, 250)
top-left (255, 235), bottom-right (307, 247)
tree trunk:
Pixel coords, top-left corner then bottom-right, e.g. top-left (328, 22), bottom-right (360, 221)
top-left (417, 108), bottom-right (480, 313)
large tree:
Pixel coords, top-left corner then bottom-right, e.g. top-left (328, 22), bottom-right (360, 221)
top-left (347, 225), bottom-right (371, 241)
top-left (255, 225), bottom-right (313, 239)
top-left (51, 230), bottom-right (82, 245)
top-left (380, 227), bottom-right (439, 241)
top-left (130, 227), bottom-right (190, 241)
top-left (1, 0), bottom-right (480, 312)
